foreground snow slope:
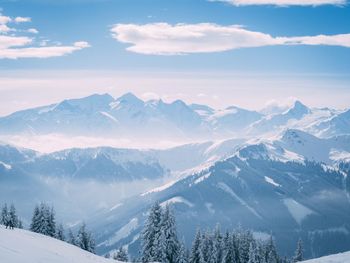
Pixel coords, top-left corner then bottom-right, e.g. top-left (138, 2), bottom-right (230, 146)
top-left (302, 251), bottom-right (350, 263)
top-left (0, 225), bottom-right (118, 263)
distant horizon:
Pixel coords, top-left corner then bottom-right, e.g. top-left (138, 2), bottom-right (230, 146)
top-left (1, 88), bottom-right (347, 117)
top-left (1, 70), bottom-right (349, 117)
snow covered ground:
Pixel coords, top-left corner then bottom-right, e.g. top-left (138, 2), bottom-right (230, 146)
top-left (0, 225), bottom-right (120, 263)
top-left (302, 251), bottom-right (350, 263)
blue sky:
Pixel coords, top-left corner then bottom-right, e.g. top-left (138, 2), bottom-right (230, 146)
top-left (0, 0), bottom-right (349, 115)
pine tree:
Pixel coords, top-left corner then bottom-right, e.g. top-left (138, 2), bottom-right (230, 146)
top-left (265, 236), bottom-right (279, 263)
top-left (159, 204), bottom-right (180, 263)
top-left (140, 202), bottom-right (163, 263)
top-left (76, 223), bottom-right (95, 253)
top-left (39, 203), bottom-right (50, 235)
top-left (257, 242), bottom-right (267, 263)
top-left (222, 231), bottom-right (236, 263)
top-left (178, 241), bottom-right (189, 263)
top-left (199, 231), bottom-right (213, 263)
top-left (293, 239), bottom-right (303, 262)
top-left (113, 247), bottom-right (129, 262)
top-left (238, 229), bottom-right (254, 263)
top-left (0, 203), bottom-right (8, 225)
top-left (68, 229), bottom-right (77, 245)
top-left (30, 205), bottom-right (40, 232)
top-left (8, 204), bottom-right (18, 229)
top-left (189, 229), bottom-right (202, 263)
top-left (1, 203), bottom-right (10, 228)
top-left (47, 206), bottom-right (56, 237)
top-left (212, 224), bottom-right (223, 263)
top-left (29, 203), bottom-right (56, 237)
top-left (56, 223), bottom-right (65, 241)
top-left (248, 241), bottom-right (260, 263)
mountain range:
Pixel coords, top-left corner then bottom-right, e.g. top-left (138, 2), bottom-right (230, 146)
top-left (87, 129), bottom-right (350, 259)
top-left (0, 93), bottom-right (349, 142)
top-left (1, 94), bottom-right (350, 260)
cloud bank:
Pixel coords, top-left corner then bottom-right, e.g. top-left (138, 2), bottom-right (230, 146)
top-left (111, 23), bottom-right (350, 55)
top-left (211, 0), bottom-right (346, 6)
top-left (0, 13), bottom-right (89, 59)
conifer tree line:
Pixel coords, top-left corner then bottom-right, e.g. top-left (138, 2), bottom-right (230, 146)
top-left (140, 202), bottom-right (304, 263)
top-left (1, 202), bottom-right (96, 254)
top-left (30, 203), bottom-right (96, 253)
top-left (1, 201), bottom-right (304, 263)
top-left (1, 203), bottom-right (23, 229)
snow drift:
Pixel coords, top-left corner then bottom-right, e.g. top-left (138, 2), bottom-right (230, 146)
top-left (0, 225), bottom-right (121, 263)
top-left (302, 251), bottom-right (350, 263)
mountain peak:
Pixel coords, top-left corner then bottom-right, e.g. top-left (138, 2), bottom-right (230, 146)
top-left (88, 93), bottom-right (114, 102)
top-left (116, 92), bottom-right (144, 105)
top-left (293, 100), bottom-right (307, 108)
top-left (171, 99), bottom-right (188, 107)
top-left (286, 100), bottom-right (310, 117)
top-left (63, 93), bottom-right (115, 112)
top-left (292, 100), bottom-right (309, 111)
top-left (70, 93), bottom-right (114, 103)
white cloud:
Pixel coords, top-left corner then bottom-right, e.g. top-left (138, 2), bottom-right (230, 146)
top-left (110, 23), bottom-right (350, 55)
top-left (0, 15), bottom-right (13, 33)
top-left (211, 0), bottom-right (346, 6)
top-left (0, 41), bottom-right (90, 59)
top-left (281, 34), bottom-right (350, 47)
top-left (14, 16), bottom-right (31, 23)
top-left (0, 35), bottom-right (31, 48)
top-left (0, 24), bottom-right (11, 33)
top-left (0, 12), bottom-right (89, 59)
top-left (27, 28), bottom-right (39, 34)
top-left (0, 15), bottom-right (11, 24)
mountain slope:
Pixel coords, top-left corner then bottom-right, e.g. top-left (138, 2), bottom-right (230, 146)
top-left (248, 101), bottom-right (311, 135)
top-left (302, 251), bottom-right (350, 263)
top-left (0, 138), bottom-right (246, 222)
top-left (277, 129), bottom-right (350, 165)
top-left (91, 141), bottom-right (350, 259)
top-left (0, 225), bottom-right (119, 263)
top-left (312, 109), bottom-right (350, 138)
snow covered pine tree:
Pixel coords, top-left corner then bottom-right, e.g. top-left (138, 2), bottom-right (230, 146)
top-left (113, 247), bottom-right (129, 262)
top-left (1, 203), bottom-right (22, 229)
top-left (76, 223), bottom-right (96, 253)
top-left (30, 203), bottom-right (56, 237)
top-left (293, 239), bottom-right (304, 262)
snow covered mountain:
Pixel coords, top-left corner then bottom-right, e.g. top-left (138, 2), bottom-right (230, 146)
top-left (276, 129), bottom-right (350, 165)
top-left (2, 128), bottom-right (350, 228)
top-left (2, 93), bottom-right (347, 143)
top-left (90, 132), bottom-right (350, 259)
top-left (0, 225), bottom-right (120, 263)
top-left (0, 137), bottom-right (247, 222)
top-left (310, 108), bottom-right (350, 138)
top-left (1, 93), bottom-right (350, 260)
top-left (0, 93), bottom-right (209, 140)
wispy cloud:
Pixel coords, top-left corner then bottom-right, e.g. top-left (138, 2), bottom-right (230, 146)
top-left (27, 28), bottom-right (39, 34)
top-left (0, 41), bottom-right (90, 59)
top-left (211, 0), bottom-right (346, 6)
top-left (111, 23), bottom-right (350, 55)
top-left (14, 16), bottom-right (31, 23)
top-left (0, 12), bottom-right (89, 59)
